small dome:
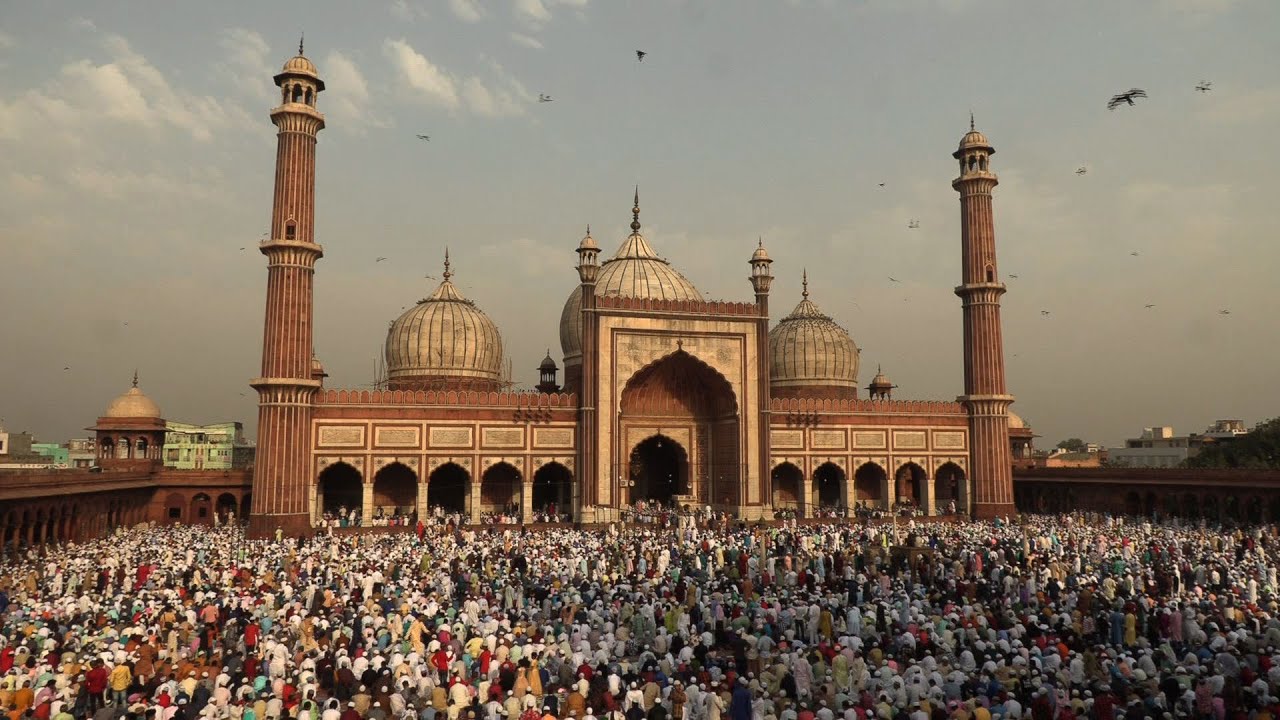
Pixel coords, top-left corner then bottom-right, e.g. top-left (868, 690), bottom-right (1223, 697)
top-left (870, 368), bottom-right (892, 387)
top-left (769, 275), bottom-right (859, 396)
top-left (561, 196), bottom-right (700, 364)
top-left (751, 238), bottom-right (771, 263)
top-left (1008, 410), bottom-right (1028, 429)
top-left (385, 256), bottom-right (504, 390)
top-left (539, 351), bottom-right (558, 371)
top-left (282, 54), bottom-right (318, 76)
top-left (104, 378), bottom-right (162, 419)
top-left (577, 226), bottom-right (599, 252)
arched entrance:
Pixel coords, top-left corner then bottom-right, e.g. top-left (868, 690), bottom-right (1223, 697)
top-left (189, 493), bottom-right (212, 525)
top-left (317, 462), bottom-right (363, 521)
top-left (771, 462), bottom-right (803, 515)
top-left (934, 462), bottom-right (966, 514)
top-left (1124, 492), bottom-right (1141, 516)
top-left (427, 463), bottom-right (470, 516)
top-left (813, 462), bottom-right (845, 514)
top-left (481, 462), bottom-right (522, 518)
top-left (532, 462), bottom-right (572, 519)
top-left (216, 493), bottom-right (238, 523)
top-left (373, 462), bottom-right (419, 522)
top-left (629, 435), bottom-right (688, 507)
top-left (619, 350), bottom-right (739, 509)
top-left (894, 463), bottom-right (927, 510)
top-left (854, 462), bottom-right (887, 510)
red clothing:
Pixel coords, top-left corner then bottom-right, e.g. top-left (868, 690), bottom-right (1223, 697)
top-left (85, 666), bottom-right (109, 694)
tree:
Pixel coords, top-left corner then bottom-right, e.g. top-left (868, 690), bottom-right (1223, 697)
top-left (1184, 417), bottom-right (1280, 469)
top-left (1056, 438), bottom-right (1087, 453)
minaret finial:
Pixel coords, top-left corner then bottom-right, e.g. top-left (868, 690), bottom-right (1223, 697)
top-left (802, 269), bottom-right (809, 299)
top-left (132, 369), bottom-right (139, 388)
top-left (969, 111), bottom-right (975, 131)
top-left (631, 187), bottom-right (641, 233)
top-left (758, 236), bottom-right (763, 249)
top-left (299, 33), bottom-right (305, 55)
top-left (443, 247), bottom-right (452, 281)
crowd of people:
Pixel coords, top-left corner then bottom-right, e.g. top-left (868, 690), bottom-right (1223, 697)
top-left (2, 511), bottom-right (1279, 720)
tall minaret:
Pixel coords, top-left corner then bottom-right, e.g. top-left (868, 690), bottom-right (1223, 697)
top-left (748, 238), bottom-right (774, 519)
top-left (574, 221), bottom-right (600, 523)
top-left (248, 40), bottom-right (326, 538)
top-left (952, 117), bottom-right (1016, 519)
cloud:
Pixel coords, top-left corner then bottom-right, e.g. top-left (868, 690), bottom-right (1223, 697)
top-left (449, 0), bottom-right (486, 22)
top-left (510, 32), bottom-right (544, 49)
top-left (514, 0), bottom-right (552, 24)
top-left (218, 28), bottom-right (274, 104)
top-left (0, 30), bottom-right (15, 50)
top-left (384, 41), bottom-right (530, 117)
top-left (390, 0), bottom-right (429, 21)
top-left (322, 51), bottom-right (390, 133)
top-left (384, 39), bottom-right (461, 111)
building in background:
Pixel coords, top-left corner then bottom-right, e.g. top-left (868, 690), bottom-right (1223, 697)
top-left (164, 421), bottom-right (253, 470)
top-left (0, 425), bottom-right (49, 470)
top-left (1107, 421), bottom-right (1250, 468)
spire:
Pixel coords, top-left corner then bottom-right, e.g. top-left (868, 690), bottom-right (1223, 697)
top-left (802, 269), bottom-right (809, 299)
top-left (299, 33), bottom-right (305, 55)
top-left (586, 223), bottom-right (591, 237)
top-left (630, 187), bottom-right (641, 233)
top-left (969, 111), bottom-right (975, 131)
top-left (758, 237), bottom-right (763, 249)
top-left (442, 247), bottom-right (452, 281)
top-left (132, 369), bottom-right (139, 388)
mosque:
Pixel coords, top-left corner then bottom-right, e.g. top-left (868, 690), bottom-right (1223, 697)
top-left (245, 48), bottom-right (1028, 537)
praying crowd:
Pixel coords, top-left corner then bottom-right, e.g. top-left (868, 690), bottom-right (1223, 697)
top-left (3, 512), bottom-right (1280, 720)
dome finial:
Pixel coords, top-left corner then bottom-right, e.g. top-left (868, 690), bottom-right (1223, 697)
top-left (299, 32), bottom-right (305, 56)
top-left (802, 269), bottom-right (809, 299)
top-left (132, 369), bottom-right (139, 388)
top-left (970, 111), bottom-right (975, 131)
top-left (630, 187), bottom-right (641, 233)
top-left (442, 247), bottom-right (452, 281)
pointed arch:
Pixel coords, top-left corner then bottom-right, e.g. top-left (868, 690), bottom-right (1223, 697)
top-left (317, 461), bottom-right (363, 519)
top-left (532, 461), bottom-right (573, 519)
top-left (894, 462), bottom-right (928, 510)
top-left (933, 462), bottom-right (967, 514)
top-left (481, 461), bottom-right (521, 516)
top-left (428, 462), bottom-right (470, 515)
top-left (813, 462), bottom-right (846, 512)
top-left (853, 462), bottom-right (888, 509)
top-left (771, 462), bottom-right (803, 515)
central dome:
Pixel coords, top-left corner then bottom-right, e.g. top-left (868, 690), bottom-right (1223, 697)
top-left (560, 196), bottom-right (701, 365)
top-left (769, 273), bottom-right (860, 399)
top-left (385, 254), bottom-right (504, 391)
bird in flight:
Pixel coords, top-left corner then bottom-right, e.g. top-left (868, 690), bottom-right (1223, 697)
top-left (1008, 274), bottom-right (1019, 279)
top-left (907, 220), bottom-right (920, 229)
top-left (1196, 81), bottom-right (1212, 93)
top-left (888, 277), bottom-right (900, 283)
top-left (636, 50), bottom-right (646, 62)
top-left (416, 134), bottom-right (430, 141)
top-left (1219, 309), bottom-right (1231, 315)
top-left (376, 257), bottom-right (388, 263)
top-left (1076, 167), bottom-right (1088, 176)
top-left (1145, 304), bottom-right (1156, 309)
top-left (878, 183), bottom-right (886, 188)
top-left (538, 94), bottom-right (553, 103)
top-left (63, 366), bottom-right (70, 371)
top-left (1107, 88), bottom-right (1148, 110)
top-left (1040, 310), bottom-right (1051, 316)
top-left (1130, 251), bottom-right (1140, 257)
top-left (240, 247), bottom-right (246, 251)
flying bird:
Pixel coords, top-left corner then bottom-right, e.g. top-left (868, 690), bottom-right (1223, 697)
top-left (878, 183), bottom-right (885, 187)
top-left (538, 94), bottom-right (553, 103)
top-left (416, 134), bottom-right (430, 141)
top-left (907, 220), bottom-right (920, 229)
top-left (1219, 309), bottom-right (1231, 315)
top-left (1008, 274), bottom-right (1019, 279)
top-left (1196, 81), bottom-right (1212, 93)
top-left (63, 367), bottom-right (70, 371)
top-left (888, 277), bottom-right (900, 283)
top-left (240, 247), bottom-right (246, 250)
top-left (1076, 167), bottom-right (1088, 176)
top-left (1040, 310), bottom-right (1051, 316)
top-left (636, 50), bottom-right (646, 62)
top-left (1145, 304), bottom-right (1156, 309)
top-left (376, 257), bottom-right (388, 262)
top-left (1130, 251), bottom-right (1140, 257)
top-left (1107, 88), bottom-right (1148, 110)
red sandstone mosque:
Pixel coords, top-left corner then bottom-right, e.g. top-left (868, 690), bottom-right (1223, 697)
top-left (242, 47), bottom-right (1025, 538)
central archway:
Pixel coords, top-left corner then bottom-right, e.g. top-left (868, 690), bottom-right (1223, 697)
top-left (481, 462), bottom-right (522, 518)
top-left (895, 462), bottom-right (927, 509)
top-left (532, 462), bottom-right (572, 519)
top-left (813, 462), bottom-right (846, 513)
top-left (854, 462), bottom-right (887, 510)
top-left (373, 462), bottom-right (418, 522)
top-left (619, 350), bottom-right (739, 509)
top-left (629, 435), bottom-right (688, 507)
top-left (772, 462), bottom-right (803, 514)
top-left (934, 462), bottom-right (966, 514)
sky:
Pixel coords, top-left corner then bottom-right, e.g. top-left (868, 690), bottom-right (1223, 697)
top-left (1, 0), bottom-right (1277, 449)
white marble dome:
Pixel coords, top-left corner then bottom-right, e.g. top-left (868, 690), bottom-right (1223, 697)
top-left (385, 260), bottom-right (504, 389)
top-left (560, 217), bottom-right (700, 366)
top-left (769, 277), bottom-right (859, 394)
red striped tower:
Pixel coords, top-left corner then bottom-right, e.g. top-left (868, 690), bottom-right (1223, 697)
top-left (952, 117), bottom-right (1016, 519)
top-left (248, 42), bottom-right (326, 538)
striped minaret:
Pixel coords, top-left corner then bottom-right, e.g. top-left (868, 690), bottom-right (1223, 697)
top-left (248, 41), bottom-right (326, 538)
top-left (952, 117), bottom-right (1016, 519)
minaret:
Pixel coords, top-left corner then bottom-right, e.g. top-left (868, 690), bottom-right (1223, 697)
top-left (952, 117), bottom-right (1016, 519)
top-left (749, 238), bottom-right (774, 521)
top-left (574, 221), bottom-right (601, 523)
top-left (248, 41), bottom-right (326, 538)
